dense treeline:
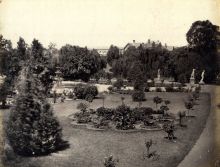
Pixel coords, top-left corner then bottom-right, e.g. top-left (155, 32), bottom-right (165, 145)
top-left (111, 45), bottom-right (170, 82)
top-left (0, 37), bottom-right (56, 106)
top-left (0, 20), bottom-right (219, 106)
top-left (107, 20), bottom-right (219, 84)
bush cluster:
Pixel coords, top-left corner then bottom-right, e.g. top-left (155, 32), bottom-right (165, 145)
top-left (96, 107), bottom-right (115, 120)
top-left (113, 105), bottom-right (135, 130)
top-left (131, 107), bottom-right (154, 121)
top-left (94, 105), bottom-right (161, 130)
top-left (132, 91), bottom-right (145, 101)
top-left (74, 84), bottom-right (98, 101)
top-left (74, 112), bottom-right (91, 123)
top-left (75, 103), bottom-right (166, 130)
top-left (113, 78), bottom-right (124, 89)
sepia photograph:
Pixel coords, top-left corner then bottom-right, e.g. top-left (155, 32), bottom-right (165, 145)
top-left (0, 0), bottom-right (220, 167)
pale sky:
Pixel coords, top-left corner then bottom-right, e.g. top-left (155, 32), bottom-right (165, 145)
top-left (0, 0), bottom-right (219, 49)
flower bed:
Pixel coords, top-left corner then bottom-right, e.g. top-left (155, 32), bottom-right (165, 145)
top-left (70, 105), bottom-right (176, 131)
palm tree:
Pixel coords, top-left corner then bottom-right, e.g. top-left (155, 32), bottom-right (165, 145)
top-left (153, 96), bottom-right (163, 109)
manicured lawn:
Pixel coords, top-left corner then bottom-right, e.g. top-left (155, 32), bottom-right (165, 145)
top-left (2, 92), bottom-right (211, 167)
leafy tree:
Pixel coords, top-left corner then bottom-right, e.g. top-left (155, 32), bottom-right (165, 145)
top-left (6, 67), bottom-right (66, 156)
top-left (153, 96), bottom-right (163, 109)
top-left (132, 91), bottom-right (145, 103)
top-left (186, 20), bottom-right (218, 50)
top-left (74, 84), bottom-right (98, 100)
top-left (164, 100), bottom-right (170, 106)
top-left (104, 155), bottom-right (118, 167)
top-left (127, 61), bottom-right (146, 89)
top-left (59, 45), bottom-right (104, 81)
top-left (185, 20), bottom-right (219, 82)
top-left (77, 102), bottom-right (89, 114)
top-left (30, 39), bottom-right (55, 95)
top-left (0, 35), bottom-right (14, 107)
top-left (0, 77), bottom-right (11, 108)
top-left (113, 78), bottom-right (124, 89)
top-left (114, 105), bottom-right (134, 130)
top-left (145, 139), bottom-right (153, 157)
top-left (160, 105), bottom-right (169, 116)
top-left (93, 70), bottom-right (107, 82)
top-left (107, 45), bottom-right (120, 66)
top-left (185, 101), bottom-right (194, 116)
top-left (163, 122), bottom-right (176, 140)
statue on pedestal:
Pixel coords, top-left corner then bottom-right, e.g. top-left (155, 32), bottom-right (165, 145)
top-left (154, 69), bottom-right (162, 86)
top-left (157, 69), bottom-right (161, 80)
top-left (199, 70), bottom-right (205, 84)
top-left (190, 69), bottom-right (195, 85)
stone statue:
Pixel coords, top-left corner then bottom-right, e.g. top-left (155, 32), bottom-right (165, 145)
top-left (199, 70), bottom-right (205, 84)
top-left (157, 69), bottom-right (160, 80)
top-left (190, 69), bottom-right (195, 85)
top-left (190, 69), bottom-right (195, 79)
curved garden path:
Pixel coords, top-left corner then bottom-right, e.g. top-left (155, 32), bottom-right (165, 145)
top-left (178, 85), bottom-right (219, 167)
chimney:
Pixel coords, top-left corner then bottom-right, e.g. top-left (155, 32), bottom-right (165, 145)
top-left (133, 40), bottom-right (135, 43)
top-left (148, 39), bottom-right (150, 44)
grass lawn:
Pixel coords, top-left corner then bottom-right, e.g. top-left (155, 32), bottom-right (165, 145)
top-left (2, 92), bottom-right (211, 167)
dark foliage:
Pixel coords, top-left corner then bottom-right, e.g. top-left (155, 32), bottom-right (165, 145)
top-left (113, 78), bottom-right (124, 89)
top-left (113, 105), bottom-right (135, 130)
top-left (107, 45), bottom-right (121, 66)
top-left (96, 107), bottom-right (115, 120)
top-left (132, 91), bottom-right (145, 102)
top-left (74, 84), bottom-right (98, 101)
top-left (59, 45), bottom-right (105, 82)
top-left (131, 107), bottom-right (154, 122)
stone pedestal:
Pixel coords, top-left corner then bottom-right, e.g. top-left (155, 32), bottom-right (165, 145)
top-left (190, 78), bottom-right (195, 85)
top-left (154, 78), bottom-right (162, 87)
top-left (199, 81), bottom-right (204, 85)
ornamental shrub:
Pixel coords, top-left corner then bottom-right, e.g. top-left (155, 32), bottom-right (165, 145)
top-left (96, 107), bottom-right (115, 120)
top-left (74, 84), bottom-right (98, 100)
top-left (113, 105), bottom-right (135, 130)
top-left (132, 91), bottom-right (145, 102)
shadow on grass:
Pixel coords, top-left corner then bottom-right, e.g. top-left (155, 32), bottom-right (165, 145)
top-left (5, 140), bottom-right (70, 158)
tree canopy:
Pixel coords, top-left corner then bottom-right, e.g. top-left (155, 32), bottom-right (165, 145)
top-left (59, 45), bottom-right (106, 82)
top-left (186, 20), bottom-right (218, 50)
top-left (107, 45), bottom-right (121, 66)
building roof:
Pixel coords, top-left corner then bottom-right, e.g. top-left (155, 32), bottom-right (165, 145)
top-left (124, 40), bottom-right (174, 51)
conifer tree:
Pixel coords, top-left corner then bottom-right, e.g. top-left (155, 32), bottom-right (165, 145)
top-left (6, 66), bottom-right (66, 156)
